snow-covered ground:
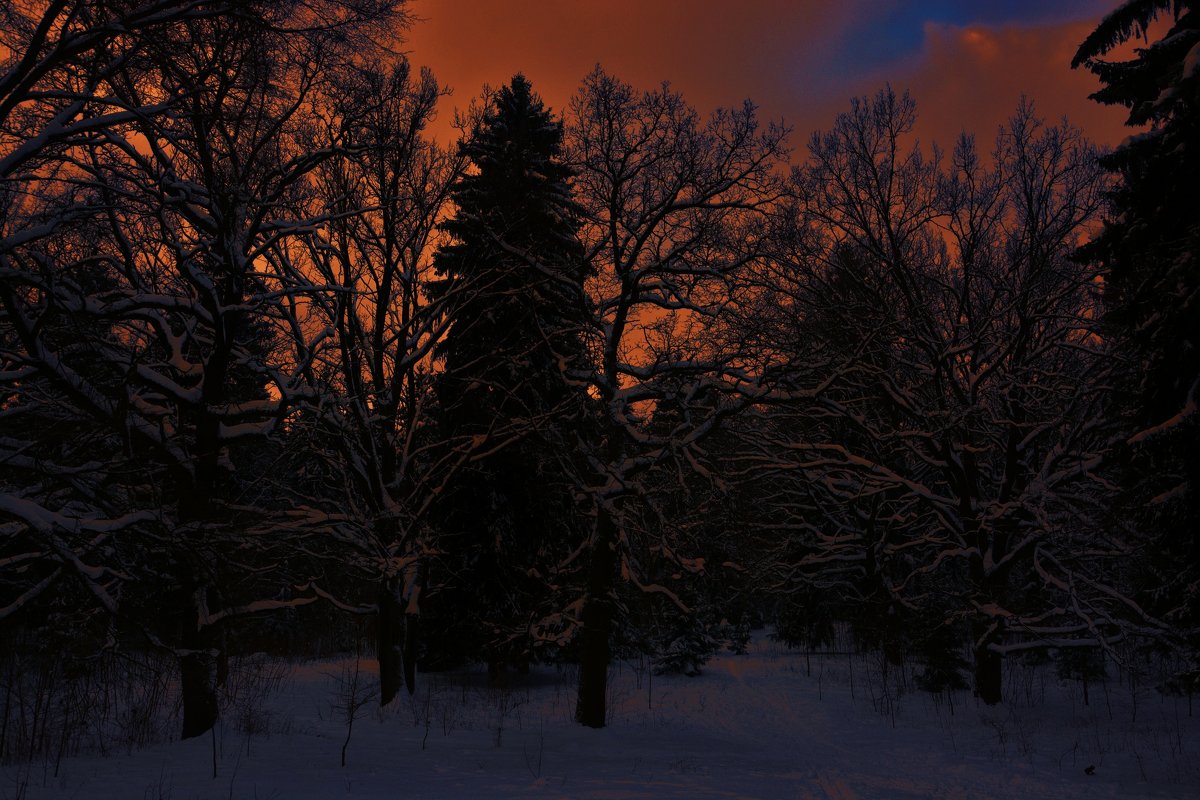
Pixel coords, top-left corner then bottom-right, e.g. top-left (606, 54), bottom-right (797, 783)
top-left (5, 638), bottom-right (1199, 799)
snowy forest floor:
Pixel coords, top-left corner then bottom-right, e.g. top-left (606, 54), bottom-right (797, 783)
top-left (4, 636), bottom-right (1199, 799)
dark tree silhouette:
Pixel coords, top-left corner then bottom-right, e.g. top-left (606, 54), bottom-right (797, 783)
top-left (302, 59), bottom-right (457, 706)
top-left (566, 67), bottom-right (788, 727)
top-left (0, 0), bottom-right (410, 738)
top-left (427, 74), bottom-right (592, 679)
top-left (756, 92), bottom-right (1136, 705)
top-left (1074, 0), bottom-right (1200, 675)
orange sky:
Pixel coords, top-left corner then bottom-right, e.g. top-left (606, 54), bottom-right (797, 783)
top-left (402, 1), bottom-right (1132, 154)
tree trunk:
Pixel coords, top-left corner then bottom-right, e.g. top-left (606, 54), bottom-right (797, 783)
top-left (179, 623), bottom-right (218, 739)
top-left (378, 579), bottom-right (404, 706)
top-left (575, 505), bottom-right (619, 728)
top-left (403, 611), bottom-right (419, 696)
top-left (973, 624), bottom-right (1002, 705)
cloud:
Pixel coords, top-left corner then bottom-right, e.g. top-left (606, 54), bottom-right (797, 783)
top-left (787, 17), bottom-right (1130, 153)
top-left (887, 20), bottom-right (1129, 148)
top-left (402, 2), bottom-right (1130, 153)
top-left (404, 1), bottom-right (884, 141)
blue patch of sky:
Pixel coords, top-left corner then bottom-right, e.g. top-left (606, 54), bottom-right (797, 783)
top-left (831, 0), bottom-right (1118, 74)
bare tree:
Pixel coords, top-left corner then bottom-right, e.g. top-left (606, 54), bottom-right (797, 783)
top-left (297, 59), bottom-right (460, 705)
top-left (565, 67), bottom-right (788, 727)
top-left (755, 90), bottom-right (1164, 703)
top-left (0, 0), bottom-right (409, 737)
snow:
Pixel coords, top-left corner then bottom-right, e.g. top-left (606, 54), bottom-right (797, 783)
top-left (6, 637), bottom-right (1198, 799)
top-left (1186, 41), bottom-right (1200, 80)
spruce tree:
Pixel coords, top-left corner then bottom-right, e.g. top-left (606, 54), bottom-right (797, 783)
top-left (1074, 1), bottom-right (1200, 671)
top-left (426, 75), bottom-right (592, 676)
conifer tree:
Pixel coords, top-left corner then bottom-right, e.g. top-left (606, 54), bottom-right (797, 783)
top-left (1074, 1), bottom-right (1200, 668)
top-left (426, 75), bottom-right (592, 675)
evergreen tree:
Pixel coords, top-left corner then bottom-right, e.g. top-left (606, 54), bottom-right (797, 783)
top-left (1074, 1), bottom-right (1200, 670)
top-left (426, 75), bottom-right (592, 676)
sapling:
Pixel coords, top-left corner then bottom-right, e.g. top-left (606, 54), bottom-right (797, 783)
top-left (330, 648), bottom-right (377, 767)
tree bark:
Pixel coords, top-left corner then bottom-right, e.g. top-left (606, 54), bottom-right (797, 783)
top-left (403, 611), bottom-right (419, 695)
top-left (575, 504), bottom-right (619, 728)
top-left (179, 621), bottom-right (219, 739)
top-left (378, 579), bottom-right (404, 706)
top-left (973, 623), bottom-right (1003, 705)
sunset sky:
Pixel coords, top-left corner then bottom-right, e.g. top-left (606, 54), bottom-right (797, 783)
top-left (403, 0), bottom-right (1133, 152)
